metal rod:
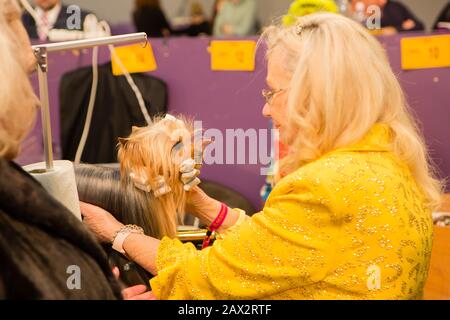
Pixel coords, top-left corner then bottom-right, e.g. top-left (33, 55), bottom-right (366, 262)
top-left (32, 32), bottom-right (147, 53)
top-left (177, 230), bottom-right (208, 242)
top-left (32, 33), bottom-right (148, 170)
top-left (35, 47), bottom-right (54, 170)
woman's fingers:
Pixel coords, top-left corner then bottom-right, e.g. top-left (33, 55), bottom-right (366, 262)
top-left (181, 169), bottom-right (199, 181)
top-left (180, 159), bottom-right (196, 173)
top-left (128, 291), bottom-right (158, 300)
top-left (122, 285), bottom-right (156, 300)
top-left (181, 171), bottom-right (200, 181)
top-left (80, 201), bottom-right (101, 219)
top-left (112, 266), bottom-right (120, 280)
top-left (183, 177), bottom-right (201, 191)
top-left (180, 159), bottom-right (201, 191)
top-left (79, 201), bottom-right (124, 243)
top-left (185, 185), bottom-right (214, 215)
top-left (122, 285), bottom-right (147, 299)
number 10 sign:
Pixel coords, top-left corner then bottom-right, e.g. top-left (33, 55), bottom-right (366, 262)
top-left (401, 34), bottom-right (450, 70)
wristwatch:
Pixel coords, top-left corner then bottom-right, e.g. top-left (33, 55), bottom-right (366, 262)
top-left (112, 225), bottom-right (144, 255)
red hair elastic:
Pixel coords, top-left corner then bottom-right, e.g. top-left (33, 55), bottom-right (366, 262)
top-left (202, 203), bottom-right (228, 249)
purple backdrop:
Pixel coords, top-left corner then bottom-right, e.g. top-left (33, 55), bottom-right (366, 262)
top-left (16, 32), bottom-right (450, 210)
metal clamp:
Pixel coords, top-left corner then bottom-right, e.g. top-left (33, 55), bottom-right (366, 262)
top-left (34, 47), bottom-right (48, 73)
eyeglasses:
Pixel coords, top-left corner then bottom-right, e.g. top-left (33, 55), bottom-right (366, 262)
top-left (262, 88), bottom-right (285, 105)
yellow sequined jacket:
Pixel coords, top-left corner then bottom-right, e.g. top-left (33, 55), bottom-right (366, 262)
top-left (150, 124), bottom-right (433, 300)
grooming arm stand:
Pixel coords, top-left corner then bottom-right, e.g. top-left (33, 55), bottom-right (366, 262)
top-left (32, 32), bottom-right (148, 171)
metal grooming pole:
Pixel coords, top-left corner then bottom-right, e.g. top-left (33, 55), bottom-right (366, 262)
top-left (32, 33), bottom-right (148, 171)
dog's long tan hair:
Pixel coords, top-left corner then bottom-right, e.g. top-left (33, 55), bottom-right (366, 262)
top-left (118, 115), bottom-right (194, 237)
top-left (76, 164), bottom-right (170, 239)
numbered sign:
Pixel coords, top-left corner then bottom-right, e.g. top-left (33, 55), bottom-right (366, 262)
top-left (401, 35), bottom-right (450, 70)
top-left (111, 42), bottom-right (157, 76)
top-left (209, 40), bottom-right (256, 72)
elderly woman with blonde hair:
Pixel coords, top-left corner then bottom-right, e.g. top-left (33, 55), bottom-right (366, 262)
top-left (82, 12), bottom-right (442, 300)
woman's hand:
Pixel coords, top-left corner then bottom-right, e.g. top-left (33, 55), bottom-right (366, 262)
top-left (80, 202), bottom-right (124, 243)
top-left (185, 187), bottom-right (239, 232)
top-left (380, 27), bottom-right (398, 35)
top-left (122, 285), bottom-right (157, 300)
top-left (180, 159), bottom-right (201, 191)
top-left (185, 186), bottom-right (219, 220)
top-left (179, 137), bottom-right (212, 191)
top-left (112, 267), bottom-right (157, 300)
top-left (402, 19), bottom-right (416, 31)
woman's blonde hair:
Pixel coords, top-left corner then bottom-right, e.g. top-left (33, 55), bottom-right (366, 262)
top-left (0, 1), bottom-right (38, 160)
top-left (261, 13), bottom-right (443, 209)
top-left (118, 115), bottom-right (194, 236)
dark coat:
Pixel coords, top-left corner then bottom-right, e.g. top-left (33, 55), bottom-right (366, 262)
top-left (133, 5), bottom-right (172, 38)
top-left (0, 158), bottom-right (122, 299)
top-left (22, 4), bottom-right (91, 40)
top-left (434, 2), bottom-right (450, 29)
top-left (381, 0), bottom-right (425, 32)
top-left (59, 62), bottom-right (168, 164)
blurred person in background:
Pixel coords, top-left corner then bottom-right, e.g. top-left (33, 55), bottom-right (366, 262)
top-left (213, 0), bottom-right (257, 37)
top-left (176, 1), bottom-right (211, 36)
top-left (133, 0), bottom-right (171, 38)
top-left (283, 0), bottom-right (338, 26)
top-left (350, 0), bottom-right (424, 34)
top-left (211, 0), bottom-right (226, 32)
top-left (168, 0), bottom-right (213, 27)
top-left (22, 0), bottom-right (93, 40)
top-left (186, 2), bottom-right (211, 36)
top-left (434, 1), bottom-right (450, 30)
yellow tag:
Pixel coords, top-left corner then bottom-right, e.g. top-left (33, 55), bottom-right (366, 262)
top-left (111, 42), bottom-right (157, 76)
top-left (401, 35), bottom-right (450, 70)
top-left (209, 40), bottom-right (256, 71)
